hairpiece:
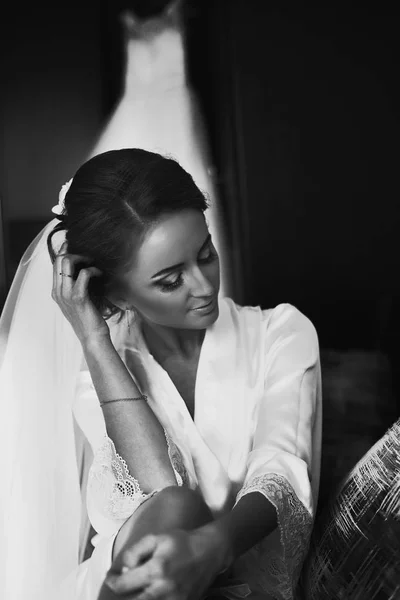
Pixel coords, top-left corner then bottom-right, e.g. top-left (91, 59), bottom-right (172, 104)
top-left (52, 178), bottom-right (73, 217)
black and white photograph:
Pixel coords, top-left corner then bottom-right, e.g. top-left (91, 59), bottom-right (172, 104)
top-left (0, 1), bottom-right (399, 599)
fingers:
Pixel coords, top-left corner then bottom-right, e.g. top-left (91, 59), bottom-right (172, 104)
top-left (105, 563), bottom-right (151, 594)
top-left (105, 562), bottom-right (166, 596)
top-left (53, 253), bottom-right (74, 299)
top-left (53, 242), bottom-right (74, 297)
top-left (55, 241), bottom-right (94, 275)
top-left (134, 580), bottom-right (177, 600)
top-left (57, 241), bottom-right (90, 264)
top-left (52, 242), bottom-right (66, 297)
top-left (121, 534), bottom-right (158, 570)
top-left (105, 535), bottom-right (159, 593)
top-left (53, 254), bottom-right (71, 300)
top-left (52, 241), bottom-right (102, 304)
top-left (57, 240), bottom-right (68, 258)
top-left (71, 266), bottom-right (102, 303)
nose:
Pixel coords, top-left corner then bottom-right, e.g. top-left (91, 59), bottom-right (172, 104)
top-left (189, 265), bottom-right (215, 299)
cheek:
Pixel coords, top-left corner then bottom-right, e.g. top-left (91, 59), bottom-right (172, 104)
top-left (134, 288), bottom-right (186, 321)
top-left (205, 259), bottom-right (220, 287)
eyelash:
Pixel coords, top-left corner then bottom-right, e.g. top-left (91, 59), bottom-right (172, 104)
top-left (159, 251), bottom-right (218, 292)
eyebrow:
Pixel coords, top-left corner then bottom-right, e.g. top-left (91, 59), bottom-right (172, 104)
top-left (151, 233), bottom-right (212, 279)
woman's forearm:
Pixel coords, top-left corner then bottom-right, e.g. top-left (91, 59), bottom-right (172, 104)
top-left (83, 336), bottom-right (177, 493)
top-left (202, 492), bottom-right (278, 571)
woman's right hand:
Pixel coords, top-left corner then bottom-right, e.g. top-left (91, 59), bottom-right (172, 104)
top-left (52, 241), bottom-right (110, 346)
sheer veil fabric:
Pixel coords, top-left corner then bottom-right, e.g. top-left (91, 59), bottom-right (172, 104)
top-left (0, 220), bottom-right (87, 599)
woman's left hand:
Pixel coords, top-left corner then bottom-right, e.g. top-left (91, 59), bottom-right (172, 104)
top-left (104, 528), bottom-right (226, 600)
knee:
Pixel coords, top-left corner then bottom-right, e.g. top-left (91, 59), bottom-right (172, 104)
top-left (157, 485), bottom-right (213, 526)
top-left (157, 484), bottom-right (197, 505)
top-left (111, 485), bottom-right (213, 564)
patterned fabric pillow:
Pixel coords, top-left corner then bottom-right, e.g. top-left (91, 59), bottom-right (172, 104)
top-left (302, 418), bottom-right (400, 599)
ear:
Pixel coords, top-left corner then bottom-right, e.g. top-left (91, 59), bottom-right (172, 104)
top-left (104, 276), bottom-right (139, 314)
top-left (104, 287), bottom-right (130, 312)
top-left (106, 296), bottom-right (133, 312)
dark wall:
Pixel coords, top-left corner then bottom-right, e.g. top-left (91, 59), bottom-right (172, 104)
top-left (191, 2), bottom-right (400, 353)
top-left (0, 2), bottom-right (104, 222)
top-left (0, 2), bottom-right (111, 290)
top-left (2, 1), bottom-right (399, 356)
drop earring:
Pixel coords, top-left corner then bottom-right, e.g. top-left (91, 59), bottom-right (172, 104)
top-left (126, 308), bottom-right (136, 335)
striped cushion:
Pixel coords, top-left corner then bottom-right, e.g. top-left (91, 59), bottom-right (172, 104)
top-left (303, 419), bottom-right (400, 599)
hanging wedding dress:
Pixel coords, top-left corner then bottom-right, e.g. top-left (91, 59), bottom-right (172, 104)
top-left (89, 3), bottom-right (231, 297)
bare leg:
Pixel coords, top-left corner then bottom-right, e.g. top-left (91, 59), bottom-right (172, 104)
top-left (97, 486), bottom-right (215, 600)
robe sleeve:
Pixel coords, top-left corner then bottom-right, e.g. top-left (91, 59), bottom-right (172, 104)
top-left (72, 365), bottom-right (187, 539)
top-left (234, 304), bottom-right (321, 598)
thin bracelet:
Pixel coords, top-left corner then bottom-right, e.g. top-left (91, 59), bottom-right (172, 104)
top-left (99, 395), bottom-right (148, 408)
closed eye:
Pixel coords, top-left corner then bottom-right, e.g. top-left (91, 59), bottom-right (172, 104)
top-left (158, 274), bottom-right (184, 292)
top-left (155, 236), bottom-right (218, 293)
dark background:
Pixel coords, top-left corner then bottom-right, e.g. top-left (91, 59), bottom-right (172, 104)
top-left (2, 1), bottom-right (399, 346)
top-left (1, 1), bottom-right (399, 503)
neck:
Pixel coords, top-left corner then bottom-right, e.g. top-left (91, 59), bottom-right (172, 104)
top-left (140, 319), bottom-right (205, 361)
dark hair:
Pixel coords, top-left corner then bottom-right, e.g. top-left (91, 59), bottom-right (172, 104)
top-left (47, 148), bottom-right (209, 318)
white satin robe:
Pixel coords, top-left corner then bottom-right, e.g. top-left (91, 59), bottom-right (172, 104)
top-left (71, 298), bottom-right (322, 600)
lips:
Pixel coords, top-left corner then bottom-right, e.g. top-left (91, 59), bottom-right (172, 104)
top-left (192, 297), bottom-right (215, 311)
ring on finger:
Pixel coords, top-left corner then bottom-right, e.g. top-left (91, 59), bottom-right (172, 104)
top-left (59, 272), bottom-right (73, 278)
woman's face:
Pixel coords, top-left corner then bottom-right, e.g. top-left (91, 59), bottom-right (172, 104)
top-left (116, 209), bottom-right (220, 329)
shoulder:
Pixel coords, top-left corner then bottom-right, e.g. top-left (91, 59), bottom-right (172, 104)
top-left (263, 303), bottom-right (320, 367)
top-left (218, 297), bottom-right (264, 342)
top-left (262, 303), bottom-right (318, 340)
top-left (221, 298), bottom-right (316, 335)
top-left (220, 296), bottom-right (262, 318)
top-left (220, 298), bottom-right (319, 360)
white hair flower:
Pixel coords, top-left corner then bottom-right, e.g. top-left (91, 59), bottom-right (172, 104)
top-left (52, 178), bottom-right (73, 216)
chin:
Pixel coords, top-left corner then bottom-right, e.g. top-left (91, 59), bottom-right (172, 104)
top-left (192, 301), bottom-right (219, 327)
top-left (208, 305), bottom-right (219, 324)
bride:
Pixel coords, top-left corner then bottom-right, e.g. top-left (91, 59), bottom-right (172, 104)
top-left (0, 148), bottom-right (322, 600)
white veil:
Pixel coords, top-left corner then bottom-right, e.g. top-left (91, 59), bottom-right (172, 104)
top-left (0, 219), bottom-right (87, 599)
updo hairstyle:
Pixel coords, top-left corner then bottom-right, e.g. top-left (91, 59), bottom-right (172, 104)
top-left (47, 148), bottom-right (209, 318)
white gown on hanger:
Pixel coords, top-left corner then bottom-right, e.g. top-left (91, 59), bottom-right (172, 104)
top-left (89, 6), bottom-right (231, 297)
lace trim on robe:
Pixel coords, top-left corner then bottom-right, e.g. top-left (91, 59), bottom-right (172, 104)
top-left (88, 431), bottom-right (189, 522)
top-left (164, 430), bottom-right (190, 487)
top-left (234, 474), bottom-right (313, 600)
